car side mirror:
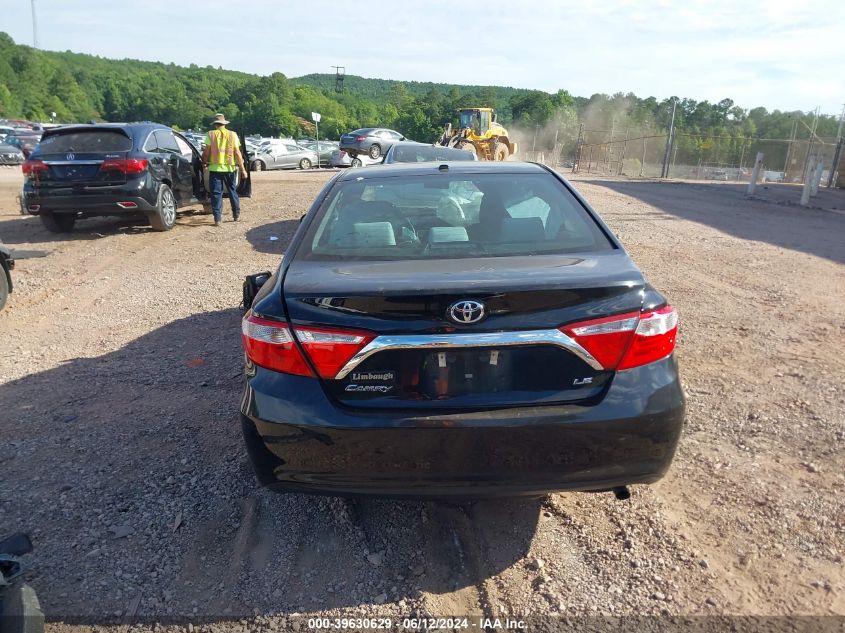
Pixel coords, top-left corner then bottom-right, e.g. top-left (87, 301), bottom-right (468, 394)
top-left (400, 137), bottom-right (405, 141)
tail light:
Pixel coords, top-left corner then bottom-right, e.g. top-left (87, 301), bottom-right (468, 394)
top-left (241, 313), bottom-right (373, 379)
top-left (561, 306), bottom-right (678, 371)
top-left (355, 136), bottom-right (367, 141)
top-left (101, 158), bottom-right (148, 174)
top-left (22, 159), bottom-right (47, 179)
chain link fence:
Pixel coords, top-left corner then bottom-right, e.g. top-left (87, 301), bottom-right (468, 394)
top-left (522, 126), bottom-right (844, 188)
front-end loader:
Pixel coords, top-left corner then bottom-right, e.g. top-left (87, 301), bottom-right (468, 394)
top-left (436, 107), bottom-right (517, 161)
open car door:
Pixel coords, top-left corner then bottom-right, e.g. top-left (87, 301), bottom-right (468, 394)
top-left (235, 128), bottom-right (251, 198)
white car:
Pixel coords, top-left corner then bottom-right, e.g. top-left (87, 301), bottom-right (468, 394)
top-left (328, 148), bottom-right (382, 168)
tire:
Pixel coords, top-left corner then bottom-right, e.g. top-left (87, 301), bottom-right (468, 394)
top-left (368, 144), bottom-right (381, 159)
top-left (299, 158), bottom-right (312, 170)
top-left (252, 160), bottom-right (265, 172)
top-left (458, 141), bottom-right (478, 158)
top-left (350, 158), bottom-right (363, 168)
top-left (40, 211), bottom-right (76, 233)
top-left (0, 264), bottom-right (9, 311)
top-left (148, 184), bottom-right (177, 232)
top-left (493, 141), bottom-right (509, 161)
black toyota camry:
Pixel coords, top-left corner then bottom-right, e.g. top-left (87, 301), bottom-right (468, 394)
top-left (240, 161), bottom-right (684, 498)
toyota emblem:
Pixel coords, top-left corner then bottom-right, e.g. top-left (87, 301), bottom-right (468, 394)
top-left (66, 153), bottom-right (75, 161)
top-left (447, 300), bottom-right (486, 324)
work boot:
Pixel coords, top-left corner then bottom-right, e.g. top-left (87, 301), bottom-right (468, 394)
top-left (213, 220), bottom-right (221, 227)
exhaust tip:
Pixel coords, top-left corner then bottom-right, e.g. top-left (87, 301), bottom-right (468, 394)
top-left (613, 486), bottom-right (631, 501)
top-left (28, 204), bottom-right (40, 212)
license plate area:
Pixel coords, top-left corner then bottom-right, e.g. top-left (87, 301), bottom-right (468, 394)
top-left (333, 345), bottom-right (609, 406)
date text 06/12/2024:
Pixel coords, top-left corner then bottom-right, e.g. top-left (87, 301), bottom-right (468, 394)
top-left (306, 617), bottom-right (527, 630)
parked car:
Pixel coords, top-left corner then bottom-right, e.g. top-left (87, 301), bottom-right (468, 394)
top-left (298, 140), bottom-right (338, 166)
top-left (0, 238), bottom-right (14, 311)
top-left (382, 141), bottom-right (477, 164)
top-left (6, 134), bottom-right (41, 158)
top-left (328, 148), bottom-right (383, 168)
top-left (0, 143), bottom-right (25, 165)
top-left (250, 142), bottom-right (318, 171)
top-left (240, 161), bottom-right (685, 498)
top-left (340, 128), bottom-right (406, 159)
top-left (21, 122), bottom-right (250, 233)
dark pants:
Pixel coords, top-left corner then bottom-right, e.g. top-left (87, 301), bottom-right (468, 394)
top-left (209, 170), bottom-right (240, 222)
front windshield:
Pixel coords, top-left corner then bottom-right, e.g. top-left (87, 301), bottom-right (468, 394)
top-left (301, 173), bottom-right (613, 261)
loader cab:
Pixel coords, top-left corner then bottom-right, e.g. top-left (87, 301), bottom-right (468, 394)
top-left (459, 109), bottom-right (492, 135)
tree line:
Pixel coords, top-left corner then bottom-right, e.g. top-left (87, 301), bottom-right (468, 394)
top-left (1, 32), bottom-right (839, 169)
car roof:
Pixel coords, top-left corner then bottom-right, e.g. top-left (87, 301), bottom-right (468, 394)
top-left (41, 122), bottom-right (171, 137)
top-left (335, 160), bottom-right (549, 182)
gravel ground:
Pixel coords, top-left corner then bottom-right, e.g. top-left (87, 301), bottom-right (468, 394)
top-left (0, 167), bottom-right (843, 631)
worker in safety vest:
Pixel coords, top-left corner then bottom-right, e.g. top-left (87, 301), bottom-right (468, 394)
top-left (202, 113), bottom-right (248, 226)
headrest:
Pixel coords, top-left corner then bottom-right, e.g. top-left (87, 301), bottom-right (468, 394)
top-left (499, 217), bottom-right (545, 242)
top-left (430, 226), bottom-right (469, 243)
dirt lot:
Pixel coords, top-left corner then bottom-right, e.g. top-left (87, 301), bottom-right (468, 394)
top-left (0, 166), bottom-right (843, 630)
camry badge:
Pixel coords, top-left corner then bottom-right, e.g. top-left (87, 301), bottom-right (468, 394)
top-left (447, 300), bottom-right (486, 324)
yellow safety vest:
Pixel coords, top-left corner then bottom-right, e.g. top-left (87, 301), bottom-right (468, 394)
top-left (206, 128), bottom-right (239, 172)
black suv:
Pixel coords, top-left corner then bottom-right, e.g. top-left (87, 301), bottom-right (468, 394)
top-left (22, 123), bottom-right (250, 232)
top-left (0, 238), bottom-right (14, 311)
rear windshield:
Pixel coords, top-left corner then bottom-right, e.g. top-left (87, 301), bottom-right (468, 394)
top-left (37, 130), bottom-right (132, 153)
top-left (391, 145), bottom-right (475, 163)
top-left (301, 172), bottom-right (614, 261)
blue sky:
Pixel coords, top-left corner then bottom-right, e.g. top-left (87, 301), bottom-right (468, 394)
top-left (2, 0), bottom-right (843, 115)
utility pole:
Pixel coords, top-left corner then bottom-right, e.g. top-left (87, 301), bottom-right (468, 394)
top-left (31, 0), bottom-right (39, 48)
top-left (573, 123), bottom-right (584, 173)
top-left (661, 99), bottom-right (677, 178)
top-left (837, 103), bottom-right (845, 141)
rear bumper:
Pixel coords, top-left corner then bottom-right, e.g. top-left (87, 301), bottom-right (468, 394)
top-left (240, 356), bottom-right (685, 498)
top-left (22, 178), bottom-right (157, 215)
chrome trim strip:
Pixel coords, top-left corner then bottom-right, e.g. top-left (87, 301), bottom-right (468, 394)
top-left (43, 160), bottom-right (104, 165)
top-left (335, 329), bottom-right (603, 379)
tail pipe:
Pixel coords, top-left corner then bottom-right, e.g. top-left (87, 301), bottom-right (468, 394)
top-left (613, 486), bottom-right (631, 501)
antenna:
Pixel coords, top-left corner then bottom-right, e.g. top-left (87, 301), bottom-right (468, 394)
top-left (31, 0), bottom-right (39, 48)
top-left (331, 66), bottom-right (345, 94)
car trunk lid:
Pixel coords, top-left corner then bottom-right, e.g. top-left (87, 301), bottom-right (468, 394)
top-left (283, 253), bottom-right (645, 409)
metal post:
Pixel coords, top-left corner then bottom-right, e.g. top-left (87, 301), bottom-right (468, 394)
top-left (828, 138), bottom-right (843, 188)
top-left (801, 155), bottom-right (816, 206)
top-left (552, 127), bottom-right (559, 167)
top-left (747, 152), bottom-right (764, 195)
top-left (587, 145), bottom-right (593, 174)
top-left (618, 129), bottom-right (628, 176)
top-left (784, 119), bottom-right (797, 178)
top-left (315, 120), bottom-right (319, 169)
top-left (573, 123), bottom-right (584, 173)
top-left (661, 100), bottom-right (677, 178)
top-left (640, 137), bottom-right (646, 177)
top-left (836, 103), bottom-right (845, 142)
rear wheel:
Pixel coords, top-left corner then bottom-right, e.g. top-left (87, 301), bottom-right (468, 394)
top-left (493, 141), bottom-right (509, 161)
top-left (299, 158), bottom-right (312, 170)
top-left (148, 184), bottom-right (177, 231)
top-left (0, 265), bottom-right (9, 311)
top-left (368, 144), bottom-right (381, 159)
top-left (252, 160), bottom-right (265, 172)
top-left (40, 211), bottom-right (76, 233)
top-left (350, 157), bottom-right (363, 168)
